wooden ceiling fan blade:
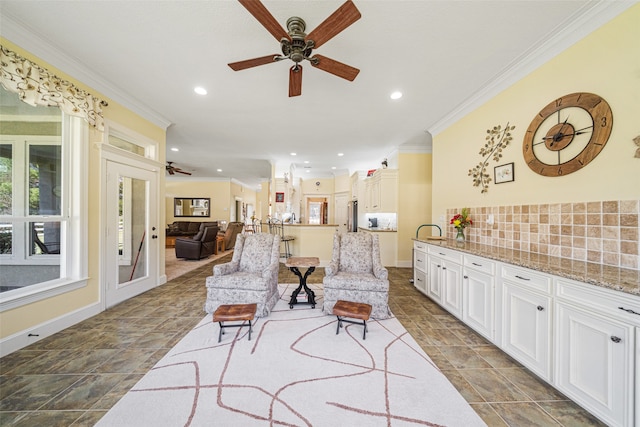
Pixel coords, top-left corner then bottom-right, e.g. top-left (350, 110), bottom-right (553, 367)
top-left (228, 54), bottom-right (278, 71)
top-left (306, 0), bottom-right (361, 49)
top-left (311, 54), bottom-right (359, 81)
top-left (168, 169), bottom-right (175, 175)
top-left (238, 0), bottom-right (290, 42)
top-left (289, 65), bottom-right (302, 97)
top-left (176, 169), bottom-right (192, 176)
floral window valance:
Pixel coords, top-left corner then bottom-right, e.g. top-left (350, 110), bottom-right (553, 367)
top-left (0, 45), bottom-right (106, 131)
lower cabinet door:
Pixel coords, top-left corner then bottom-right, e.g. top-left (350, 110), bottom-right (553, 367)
top-left (463, 269), bottom-right (494, 341)
top-left (555, 301), bottom-right (635, 427)
top-left (502, 281), bottom-right (552, 380)
top-left (441, 261), bottom-right (462, 319)
top-left (427, 255), bottom-right (443, 303)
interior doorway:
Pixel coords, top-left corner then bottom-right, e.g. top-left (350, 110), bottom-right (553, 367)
top-left (307, 197), bottom-right (328, 224)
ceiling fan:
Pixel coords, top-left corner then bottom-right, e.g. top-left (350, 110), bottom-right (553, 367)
top-left (166, 162), bottom-right (192, 176)
top-left (228, 0), bottom-right (361, 97)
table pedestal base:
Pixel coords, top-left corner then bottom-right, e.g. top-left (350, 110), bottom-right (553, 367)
top-left (289, 266), bottom-right (317, 309)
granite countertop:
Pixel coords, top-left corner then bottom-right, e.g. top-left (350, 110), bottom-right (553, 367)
top-left (413, 238), bottom-right (640, 297)
top-left (359, 227), bottom-right (397, 232)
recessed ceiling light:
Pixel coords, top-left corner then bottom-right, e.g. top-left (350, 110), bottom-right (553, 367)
top-left (170, 147), bottom-right (179, 152)
top-left (331, 166), bottom-right (336, 170)
top-left (306, 169), bottom-right (310, 173)
top-left (390, 91), bottom-right (403, 100)
top-left (217, 169), bottom-right (222, 172)
top-left (304, 160), bottom-right (310, 164)
top-left (290, 152), bottom-right (297, 156)
top-left (194, 86), bottom-right (207, 95)
top-left (337, 153), bottom-right (344, 157)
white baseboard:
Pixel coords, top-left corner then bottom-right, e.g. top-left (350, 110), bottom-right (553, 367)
top-left (158, 274), bottom-right (167, 286)
top-left (0, 302), bottom-right (101, 357)
top-left (397, 260), bottom-right (412, 268)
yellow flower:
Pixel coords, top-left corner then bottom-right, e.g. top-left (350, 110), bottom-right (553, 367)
top-left (453, 219), bottom-right (461, 227)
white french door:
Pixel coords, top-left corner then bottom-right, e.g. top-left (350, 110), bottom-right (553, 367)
top-left (104, 160), bottom-right (158, 308)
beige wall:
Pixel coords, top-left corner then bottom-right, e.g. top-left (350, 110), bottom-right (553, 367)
top-left (432, 5), bottom-right (640, 231)
top-left (398, 152), bottom-right (433, 264)
top-left (0, 39), bottom-right (166, 339)
top-left (165, 180), bottom-right (231, 224)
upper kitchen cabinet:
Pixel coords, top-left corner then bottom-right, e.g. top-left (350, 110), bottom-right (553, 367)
top-left (365, 169), bottom-right (397, 213)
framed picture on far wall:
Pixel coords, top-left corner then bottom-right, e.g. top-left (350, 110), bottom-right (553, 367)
top-left (275, 192), bottom-right (284, 203)
top-left (494, 162), bottom-right (514, 184)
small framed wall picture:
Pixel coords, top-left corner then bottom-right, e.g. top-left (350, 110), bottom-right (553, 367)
top-left (275, 192), bottom-right (284, 203)
top-left (494, 162), bottom-right (514, 184)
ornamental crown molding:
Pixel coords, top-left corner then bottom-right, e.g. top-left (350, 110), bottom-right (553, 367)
top-left (426, 1), bottom-right (635, 137)
top-left (1, 14), bottom-right (172, 130)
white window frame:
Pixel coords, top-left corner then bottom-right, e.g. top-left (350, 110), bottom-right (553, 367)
top-left (0, 115), bottom-right (88, 312)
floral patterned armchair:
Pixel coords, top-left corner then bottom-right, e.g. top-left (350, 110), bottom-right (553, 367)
top-left (322, 232), bottom-right (392, 319)
top-left (204, 233), bottom-right (281, 317)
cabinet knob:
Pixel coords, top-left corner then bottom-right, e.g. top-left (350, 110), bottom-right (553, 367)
top-left (610, 336), bottom-right (622, 343)
top-left (442, 267), bottom-right (447, 270)
top-left (437, 264), bottom-right (441, 268)
top-left (537, 305), bottom-right (544, 311)
top-left (463, 275), bottom-right (468, 279)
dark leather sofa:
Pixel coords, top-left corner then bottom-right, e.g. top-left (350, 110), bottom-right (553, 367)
top-left (167, 221), bottom-right (217, 237)
top-left (175, 223), bottom-right (220, 260)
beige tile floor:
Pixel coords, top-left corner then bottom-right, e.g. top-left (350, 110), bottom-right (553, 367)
top-left (0, 254), bottom-right (606, 426)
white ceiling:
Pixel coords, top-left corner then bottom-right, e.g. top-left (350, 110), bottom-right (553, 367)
top-left (0, 1), bottom-right (630, 189)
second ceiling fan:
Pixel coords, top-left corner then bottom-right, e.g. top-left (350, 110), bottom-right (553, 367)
top-left (228, 0), bottom-right (361, 97)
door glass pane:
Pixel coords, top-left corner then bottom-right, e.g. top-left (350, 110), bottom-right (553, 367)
top-left (118, 176), bottom-right (147, 284)
top-left (29, 145), bottom-right (62, 215)
top-left (0, 145), bottom-right (12, 215)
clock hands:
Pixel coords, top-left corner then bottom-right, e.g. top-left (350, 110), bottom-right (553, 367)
top-left (534, 124), bottom-right (593, 146)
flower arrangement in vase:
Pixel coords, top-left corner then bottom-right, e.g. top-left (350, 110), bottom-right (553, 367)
top-left (450, 207), bottom-right (472, 242)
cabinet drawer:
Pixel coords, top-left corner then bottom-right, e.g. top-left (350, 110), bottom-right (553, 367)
top-left (427, 245), bottom-right (463, 263)
top-left (464, 254), bottom-right (495, 275)
top-left (414, 241), bottom-right (427, 252)
top-left (414, 269), bottom-right (427, 294)
top-left (414, 250), bottom-right (427, 272)
top-left (501, 265), bottom-right (551, 294)
top-left (556, 278), bottom-right (640, 326)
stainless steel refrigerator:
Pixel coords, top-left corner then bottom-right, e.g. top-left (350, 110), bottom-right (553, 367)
top-left (347, 200), bottom-right (358, 232)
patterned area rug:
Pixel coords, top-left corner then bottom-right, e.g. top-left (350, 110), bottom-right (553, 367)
top-left (96, 284), bottom-right (486, 427)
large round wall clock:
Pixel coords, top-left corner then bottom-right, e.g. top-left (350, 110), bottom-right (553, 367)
top-left (522, 92), bottom-right (613, 177)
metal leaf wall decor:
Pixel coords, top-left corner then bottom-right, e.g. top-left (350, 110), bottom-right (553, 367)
top-left (468, 123), bottom-right (516, 193)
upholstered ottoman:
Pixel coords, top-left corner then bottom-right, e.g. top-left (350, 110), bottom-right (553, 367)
top-left (212, 303), bottom-right (257, 342)
top-left (332, 300), bottom-right (372, 340)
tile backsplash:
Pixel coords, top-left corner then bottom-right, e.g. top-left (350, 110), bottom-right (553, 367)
top-left (447, 200), bottom-right (640, 270)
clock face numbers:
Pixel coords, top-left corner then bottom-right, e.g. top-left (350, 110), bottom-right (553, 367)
top-left (523, 92), bottom-right (613, 177)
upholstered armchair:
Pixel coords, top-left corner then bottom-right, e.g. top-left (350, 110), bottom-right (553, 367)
top-left (175, 224), bottom-right (219, 260)
top-left (204, 233), bottom-right (281, 317)
top-left (322, 232), bottom-right (392, 319)
top-left (218, 221), bottom-right (244, 250)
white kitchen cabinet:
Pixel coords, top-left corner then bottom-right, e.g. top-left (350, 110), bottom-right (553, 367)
top-left (415, 240), bottom-right (640, 426)
top-left (463, 254), bottom-right (495, 341)
top-left (364, 169), bottom-right (397, 213)
top-left (413, 241), bottom-right (427, 294)
top-left (554, 279), bottom-right (639, 427)
top-left (501, 266), bottom-right (552, 381)
top-left (427, 246), bottom-right (463, 318)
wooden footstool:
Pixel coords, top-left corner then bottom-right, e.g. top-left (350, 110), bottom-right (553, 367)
top-left (212, 303), bottom-right (257, 342)
top-left (333, 300), bottom-right (372, 340)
